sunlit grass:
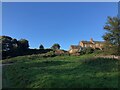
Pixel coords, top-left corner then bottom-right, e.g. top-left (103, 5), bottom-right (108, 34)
top-left (2, 54), bottom-right (119, 88)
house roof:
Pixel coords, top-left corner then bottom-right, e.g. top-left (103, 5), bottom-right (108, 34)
top-left (81, 41), bottom-right (104, 44)
top-left (94, 41), bottom-right (104, 43)
top-left (81, 41), bottom-right (93, 44)
top-left (70, 45), bottom-right (81, 49)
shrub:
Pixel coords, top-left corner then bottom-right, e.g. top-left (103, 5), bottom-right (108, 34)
top-left (51, 43), bottom-right (60, 50)
top-left (79, 47), bottom-right (86, 55)
top-left (86, 47), bottom-right (94, 54)
top-left (39, 44), bottom-right (44, 49)
top-left (44, 51), bottom-right (56, 57)
top-left (80, 47), bottom-right (94, 55)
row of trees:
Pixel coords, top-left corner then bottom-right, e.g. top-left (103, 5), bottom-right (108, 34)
top-left (0, 36), bottom-right (61, 52)
top-left (39, 44), bottom-right (60, 50)
top-left (1, 36), bottom-right (29, 52)
top-left (0, 36), bottom-right (61, 59)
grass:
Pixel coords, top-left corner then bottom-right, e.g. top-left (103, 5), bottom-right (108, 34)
top-left (2, 54), bottom-right (120, 88)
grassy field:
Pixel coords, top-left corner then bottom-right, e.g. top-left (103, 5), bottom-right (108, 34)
top-left (2, 54), bottom-right (120, 88)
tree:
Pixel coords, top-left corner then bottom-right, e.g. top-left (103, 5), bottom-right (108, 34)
top-left (11, 39), bottom-right (18, 50)
top-left (1, 36), bottom-right (30, 51)
top-left (18, 39), bottom-right (29, 50)
top-left (39, 44), bottom-right (44, 49)
top-left (1, 36), bottom-right (31, 59)
top-left (1, 36), bottom-right (13, 51)
top-left (51, 43), bottom-right (60, 50)
top-left (102, 16), bottom-right (120, 55)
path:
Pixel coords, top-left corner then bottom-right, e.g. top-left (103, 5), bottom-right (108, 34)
top-left (95, 55), bottom-right (120, 60)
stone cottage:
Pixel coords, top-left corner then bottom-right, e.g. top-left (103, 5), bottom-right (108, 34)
top-left (79, 38), bottom-right (104, 50)
top-left (69, 38), bottom-right (104, 53)
top-left (69, 45), bottom-right (81, 54)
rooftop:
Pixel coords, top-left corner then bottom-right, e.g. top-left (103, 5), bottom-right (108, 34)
top-left (70, 45), bottom-right (81, 49)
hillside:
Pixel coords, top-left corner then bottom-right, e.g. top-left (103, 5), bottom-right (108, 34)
top-left (2, 54), bottom-right (120, 88)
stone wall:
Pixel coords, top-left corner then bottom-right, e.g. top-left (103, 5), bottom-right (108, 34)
top-left (95, 55), bottom-right (120, 60)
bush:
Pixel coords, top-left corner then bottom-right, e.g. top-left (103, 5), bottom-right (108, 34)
top-left (79, 47), bottom-right (86, 55)
top-left (51, 43), bottom-right (60, 50)
top-left (39, 44), bottom-right (44, 49)
top-left (86, 47), bottom-right (94, 54)
top-left (80, 47), bottom-right (94, 55)
top-left (44, 51), bottom-right (56, 57)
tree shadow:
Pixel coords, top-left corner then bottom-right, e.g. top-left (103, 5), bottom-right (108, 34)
top-left (2, 58), bottom-right (119, 88)
top-left (13, 60), bottom-right (72, 69)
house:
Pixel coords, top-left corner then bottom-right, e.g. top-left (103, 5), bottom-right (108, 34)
top-left (69, 38), bottom-right (104, 53)
top-left (69, 45), bottom-right (81, 54)
top-left (79, 38), bottom-right (104, 50)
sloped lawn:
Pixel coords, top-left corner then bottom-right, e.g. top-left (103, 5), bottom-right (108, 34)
top-left (2, 54), bottom-right (120, 88)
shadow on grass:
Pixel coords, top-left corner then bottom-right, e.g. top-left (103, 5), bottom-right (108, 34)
top-left (27, 58), bottom-right (119, 75)
top-left (2, 58), bottom-right (119, 88)
top-left (18, 60), bottom-right (72, 68)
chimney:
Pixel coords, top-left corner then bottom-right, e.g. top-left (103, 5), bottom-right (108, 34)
top-left (90, 38), bottom-right (94, 43)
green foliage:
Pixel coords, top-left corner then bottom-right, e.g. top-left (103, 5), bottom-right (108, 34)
top-left (79, 47), bottom-right (86, 55)
top-left (51, 43), bottom-right (60, 50)
top-left (1, 36), bottom-right (30, 59)
top-left (80, 47), bottom-right (94, 55)
top-left (18, 39), bottom-right (29, 50)
top-left (44, 51), bottom-right (56, 57)
top-left (103, 16), bottom-right (120, 55)
top-left (85, 47), bottom-right (94, 54)
top-left (1, 36), bottom-right (29, 52)
top-left (39, 44), bottom-right (44, 49)
top-left (2, 54), bottom-right (119, 88)
top-left (1, 36), bottom-right (13, 51)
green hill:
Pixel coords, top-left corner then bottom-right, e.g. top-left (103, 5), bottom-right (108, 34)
top-left (2, 54), bottom-right (120, 88)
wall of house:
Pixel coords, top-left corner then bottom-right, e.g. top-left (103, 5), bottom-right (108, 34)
top-left (80, 42), bottom-right (84, 47)
top-left (69, 49), bottom-right (79, 53)
top-left (80, 42), bottom-right (103, 50)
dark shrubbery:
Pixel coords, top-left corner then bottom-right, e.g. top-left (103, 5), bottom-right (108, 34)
top-left (1, 36), bottom-right (55, 59)
top-left (85, 47), bottom-right (94, 54)
top-left (39, 44), bottom-right (44, 49)
top-left (51, 43), bottom-right (60, 50)
top-left (44, 51), bottom-right (56, 57)
top-left (2, 49), bottom-right (53, 59)
top-left (80, 47), bottom-right (94, 55)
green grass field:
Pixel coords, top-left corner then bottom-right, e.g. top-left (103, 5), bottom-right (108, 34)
top-left (2, 54), bottom-right (120, 88)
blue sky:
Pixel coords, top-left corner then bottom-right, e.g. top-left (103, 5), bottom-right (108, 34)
top-left (2, 2), bottom-right (118, 50)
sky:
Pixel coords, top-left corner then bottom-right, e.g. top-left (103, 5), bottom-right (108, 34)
top-left (2, 2), bottom-right (118, 50)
